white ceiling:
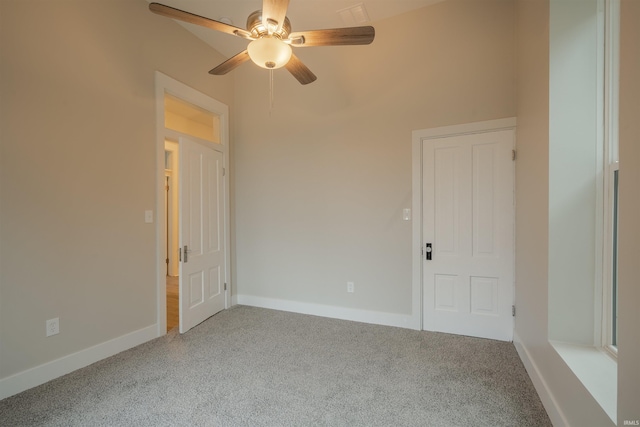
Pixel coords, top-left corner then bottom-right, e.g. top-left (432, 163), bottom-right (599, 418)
top-left (147, 0), bottom-right (444, 57)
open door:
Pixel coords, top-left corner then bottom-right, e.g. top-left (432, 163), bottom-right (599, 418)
top-left (179, 137), bottom-right (226, 333)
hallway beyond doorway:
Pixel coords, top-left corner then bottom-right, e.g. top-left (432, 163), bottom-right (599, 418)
top-left (166, 276), bottom-right (178, 332)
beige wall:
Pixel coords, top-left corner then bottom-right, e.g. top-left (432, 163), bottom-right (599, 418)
top-left (232, 0), bottom-right (516, 314)
top-left (514, 0), bottom-right (549, 353)
top-left (0, 0), bottom-right (233, 378)
top-left (617, 0), bottom-right (640, 422)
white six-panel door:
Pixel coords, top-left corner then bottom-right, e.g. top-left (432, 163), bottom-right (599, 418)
top-left (422, 130), bottom-right (514, 341)
top-left (179, 137), bottom-right (226, 334)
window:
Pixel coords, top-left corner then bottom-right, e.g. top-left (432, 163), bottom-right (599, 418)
top-left (164, 93), bottom-right (221, 143)
top-left (547, 0), bottom-right (619, 420)
top-left (611, 168), bottom-right (619, 347)
top-left (602, 0), bottom-right (619, 355)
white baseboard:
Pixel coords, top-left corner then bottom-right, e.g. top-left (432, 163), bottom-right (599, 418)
top-left (236, 295), bottom-right (418, 330)
top-left (513, 332), bottom-right (568, 427)
top-left (0, 324), bottom-right (158, 401)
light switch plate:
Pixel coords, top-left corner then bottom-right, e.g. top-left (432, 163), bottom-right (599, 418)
top-left (403, 208), bottom-right (411, 221)
top-left (145, 210), bottom-right (153, 224)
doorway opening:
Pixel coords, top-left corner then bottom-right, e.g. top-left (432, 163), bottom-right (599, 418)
top-left (155, 72), bottom-right (231, 336)
top-left (164, 141), bottom-right (179, 331)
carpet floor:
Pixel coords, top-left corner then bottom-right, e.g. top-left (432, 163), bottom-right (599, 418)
top-left (0, 306), bottom-right (551, 426)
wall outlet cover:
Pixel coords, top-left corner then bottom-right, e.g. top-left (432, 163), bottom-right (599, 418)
top-left (46, 318), bottom-right (60, 337)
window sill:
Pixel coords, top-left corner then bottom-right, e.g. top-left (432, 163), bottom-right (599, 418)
top-left (551, 341), bottom-right (617, 423)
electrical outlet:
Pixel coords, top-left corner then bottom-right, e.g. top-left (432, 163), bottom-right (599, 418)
top-left (347, 281), bottom-right (355, 293)
top-left (46, 318), bottom-right (59, 337)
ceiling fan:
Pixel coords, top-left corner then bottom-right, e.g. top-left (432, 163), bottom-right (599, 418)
top-left (149, 0), bottom-right (375, 85)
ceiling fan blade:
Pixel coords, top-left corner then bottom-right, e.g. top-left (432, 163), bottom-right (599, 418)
top-left (285, 54), bottom-right (317, 85)
top-left (149, 3), bottom-right (253, 40)
top-left (262, 0), bottom-right (290, 32)
top-left (209, 51), bottom-right (251, 75)
top-left (288, 26), bottom-right (375, 47)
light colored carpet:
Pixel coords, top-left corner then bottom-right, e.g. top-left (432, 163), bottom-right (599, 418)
top-left (0, 306), bottom-right (551, 426)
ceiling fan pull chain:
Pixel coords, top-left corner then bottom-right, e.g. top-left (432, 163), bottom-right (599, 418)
top-left (269, 69), bottom-right (275, 114)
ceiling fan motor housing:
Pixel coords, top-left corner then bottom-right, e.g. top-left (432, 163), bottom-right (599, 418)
top-left (247, 10), bottom-right (291, 39)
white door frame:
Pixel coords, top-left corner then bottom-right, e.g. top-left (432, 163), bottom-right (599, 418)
top-left (411, 118), bottom-right (517, 331)
top-left (154, 72), bottom-right (231, 336)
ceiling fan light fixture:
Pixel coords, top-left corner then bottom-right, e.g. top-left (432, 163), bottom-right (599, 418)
top-left (149, 1), bottom-right (375, 85)
top-left (247, 36), bottom-right (292, 69)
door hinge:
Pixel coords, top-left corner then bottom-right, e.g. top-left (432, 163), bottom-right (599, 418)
top-left (224, 283), bottom-right (227, 291)
top-left (512, 149), bottom-right (517, 161)
top-left (223, 167), bottom-right (226, 176)
top-left (512, 305), bottom-right (516, 317)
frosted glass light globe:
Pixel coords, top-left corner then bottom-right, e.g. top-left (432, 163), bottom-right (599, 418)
top-left (247, 37), bottom-right (292, 69)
